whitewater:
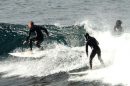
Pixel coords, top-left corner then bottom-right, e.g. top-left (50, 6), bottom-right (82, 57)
top-left (0, 20), bottom-right (129, 86)
top-left (0, 0), bottom-right (130, 86)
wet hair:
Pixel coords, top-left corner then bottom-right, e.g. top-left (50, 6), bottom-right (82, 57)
top-left (116, 20), bottom-right (122, 25)
top-left (85, 33), bottom-right (89, 37)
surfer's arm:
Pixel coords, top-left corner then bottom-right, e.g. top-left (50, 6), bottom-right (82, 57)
top-left (84, 34), bottom-right (87, 41)
top-left (86, 42), bottom-right (89, 57)
top-left (41, 27), bottom-right (49, 37)
top-left (23, 30), bottom-right (31, 44)
top-left (26, 30), bottom-right (31, 41)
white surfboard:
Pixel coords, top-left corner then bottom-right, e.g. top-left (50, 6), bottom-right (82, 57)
top-left (9, 50), bottom-right (45, 58)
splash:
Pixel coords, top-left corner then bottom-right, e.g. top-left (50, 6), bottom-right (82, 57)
top-left (0, 21), bottom-right (129, 85)
top-left (69, 20), bottom-right (130, 86)
top-left (0, 43), bottom-right (87, 78)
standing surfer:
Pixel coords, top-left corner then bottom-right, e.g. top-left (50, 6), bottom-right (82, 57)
top-left (23, 21), bottom-right (49, 51)
top-left (84, 33), bottom-right (104, 69)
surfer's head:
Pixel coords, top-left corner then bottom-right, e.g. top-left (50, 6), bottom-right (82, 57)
top-left (116, 20), bottom-right (122, 26)
top-left (85, 33), bottom-right (89, 40)
top-left (28, 21), bottom-right (34, 29)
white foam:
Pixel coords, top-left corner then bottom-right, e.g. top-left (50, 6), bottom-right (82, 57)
top-left (0, 20), bottom-right (130, 85)
top-left (69, 21), bottom-right (130, 86)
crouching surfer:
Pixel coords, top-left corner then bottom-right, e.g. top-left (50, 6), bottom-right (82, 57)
top-left (23, 21), bottom-right (49, 51)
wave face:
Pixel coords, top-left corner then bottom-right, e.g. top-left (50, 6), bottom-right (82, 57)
top-left (0, 23), bottom-right (86, 56)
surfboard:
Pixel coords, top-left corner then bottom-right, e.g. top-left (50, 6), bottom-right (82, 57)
top-left (9, 50), bottom-right (45, 58)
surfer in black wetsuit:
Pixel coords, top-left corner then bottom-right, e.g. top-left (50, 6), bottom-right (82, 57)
top-left (84, 33), bottom-right (104, 69)
top-left (114, 20), bottom-right (123, 32)
top-left (23, 21), bottom-right (49, 51)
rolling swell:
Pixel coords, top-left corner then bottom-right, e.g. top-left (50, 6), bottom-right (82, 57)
top-left (0, 23), bottom-right (86, 56)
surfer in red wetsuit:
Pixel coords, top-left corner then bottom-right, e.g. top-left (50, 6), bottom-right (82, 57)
top-left (84, 33), bottom-right (104, 69)
top-left (23, 21), bottom-right (49, 51)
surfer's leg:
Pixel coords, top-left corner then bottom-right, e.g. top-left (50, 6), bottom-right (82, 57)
top-left (29, 37), bottom-right (36, 50)
top-left (35, 37), bottom-right (43, 49)
top-left (36, 41), bottom-right (41, 48)
top-left (90, 50), bottom-right (96, 69)
top-left (97, 49), bottom-right (105, 66)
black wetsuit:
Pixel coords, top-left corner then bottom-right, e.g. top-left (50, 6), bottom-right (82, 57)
top-left (26, 25), bottom-right (49, 50)
top-left (85, 36), bottom-right (104, 69)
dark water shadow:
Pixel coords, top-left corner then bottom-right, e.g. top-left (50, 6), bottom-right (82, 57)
top-left (69, 66), bottom-right (89, 73)
top-left (0, 71), bottom-right (125, 86)
top-left (0, 72), bottom-right (69, 86)
top-left (68, 80), bottom-right (124, 86)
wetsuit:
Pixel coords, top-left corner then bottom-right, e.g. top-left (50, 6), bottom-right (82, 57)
top-left (85, 36), bottom-right (104, 69)
top-left (26, 25), bottom-right (49, 50)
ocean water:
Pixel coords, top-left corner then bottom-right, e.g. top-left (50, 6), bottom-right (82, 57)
top-left (0, 0), bottom-right (130, 86)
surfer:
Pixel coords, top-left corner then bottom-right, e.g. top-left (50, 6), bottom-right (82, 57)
top-left (114, 20), bottom-right (123, 32)
top-left (84, 33), bottom-right (104, 69)
top-left (23, 21), bottom-right (49, 51)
